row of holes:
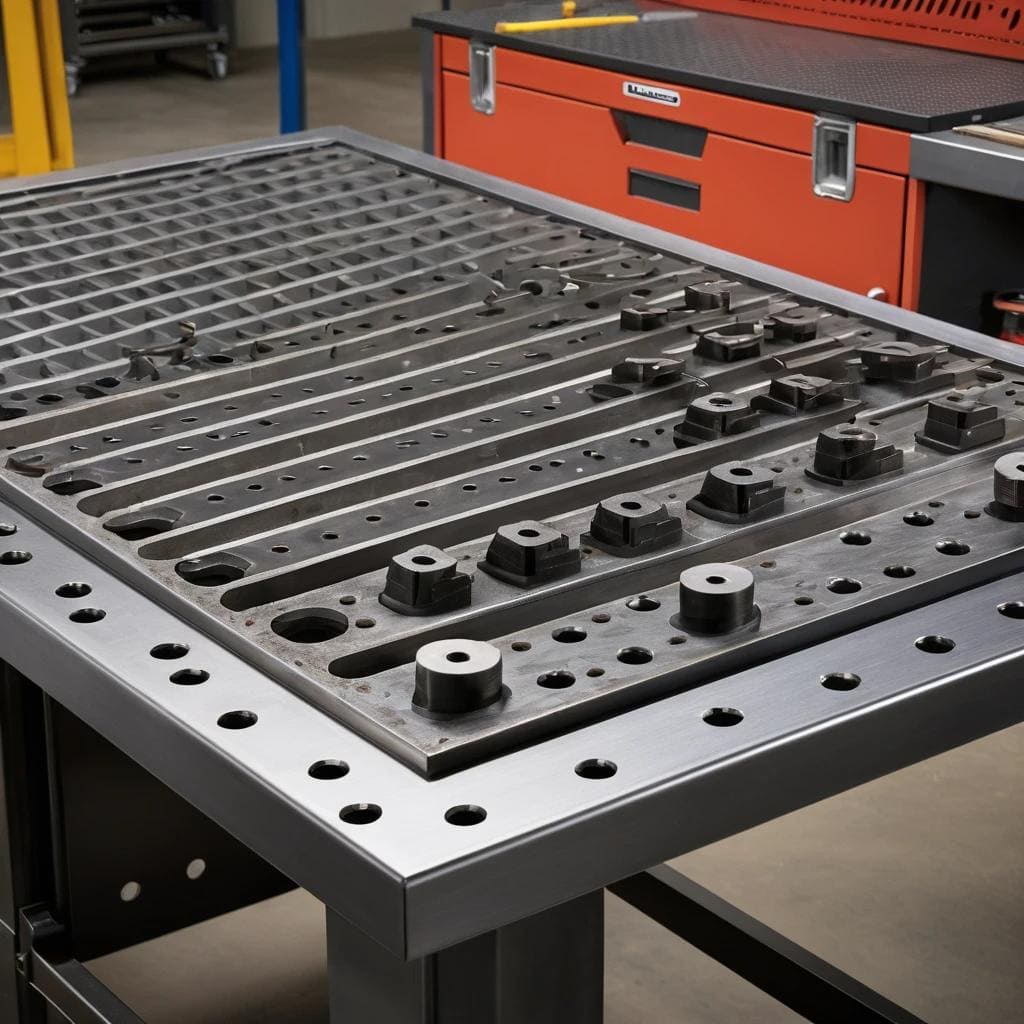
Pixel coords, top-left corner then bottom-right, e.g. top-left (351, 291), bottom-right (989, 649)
top-left (119, 858), bottom-right (207, 903)
top-left (332, 621), bottom-right (999, 825)
top-left (173, 470), bottom-right (973, 579)
top-left (9, 517), bottom-right (1021, 831)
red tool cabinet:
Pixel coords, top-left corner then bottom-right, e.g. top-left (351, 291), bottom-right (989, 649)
top-left (417, 3), bottom-right (1024, 312)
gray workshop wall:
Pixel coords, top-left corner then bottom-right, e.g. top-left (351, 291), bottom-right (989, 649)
top-left (234, 1), bottom-right (493, 47)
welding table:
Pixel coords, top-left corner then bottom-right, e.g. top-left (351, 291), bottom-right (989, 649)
top-left (0, 128), bottom-right (1022, 1022)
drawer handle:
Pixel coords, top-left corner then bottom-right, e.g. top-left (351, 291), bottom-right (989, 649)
top-left (615, 111), bottom-right (707, 158)
top-left (469, 41), bottom-right (495, 115)
top-left (629, 169), bottom-right (701, 212)
top-left (812, 115), bottom-right (856, 202)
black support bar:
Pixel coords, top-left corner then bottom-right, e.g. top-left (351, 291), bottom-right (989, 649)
top-left (608, 864), bottom-right (927, 1024)
top-left (19, 906), bottom-right (145, 1024)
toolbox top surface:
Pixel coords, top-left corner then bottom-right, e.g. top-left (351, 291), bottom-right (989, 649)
top-left (416, 2), bottom-right (1024, 133)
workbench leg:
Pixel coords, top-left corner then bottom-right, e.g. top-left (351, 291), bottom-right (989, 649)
top-left (327, 892), bottom-right (604, 1023)
top-left (0, 667), bottom-right (56, 1022)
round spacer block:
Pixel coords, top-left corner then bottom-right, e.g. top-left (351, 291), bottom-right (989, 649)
top-left (988, 453), bottom-right (1024, 521)
top-left (676, 563), bottom-right (757, 635)
top-left (413, 639), bottom-right (503, 715)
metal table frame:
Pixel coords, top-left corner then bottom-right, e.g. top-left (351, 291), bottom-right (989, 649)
top-left (0, 127), bottom-right (1021, 1022)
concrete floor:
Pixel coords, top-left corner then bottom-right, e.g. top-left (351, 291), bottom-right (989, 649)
top-left (57, 30), bottom-right (1024, 1024)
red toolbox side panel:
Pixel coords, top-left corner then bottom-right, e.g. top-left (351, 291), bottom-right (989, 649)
top-left (442, 71), bottom-right (906, 300)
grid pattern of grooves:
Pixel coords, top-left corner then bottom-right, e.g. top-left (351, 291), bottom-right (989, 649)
top-left (0, 135), bottom-right (1018, 775)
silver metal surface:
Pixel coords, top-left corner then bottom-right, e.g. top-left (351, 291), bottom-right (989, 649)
top-left (0, 128), bottom-right (1023, 959)
top-left (911, 118), bottom-right (1024, 202)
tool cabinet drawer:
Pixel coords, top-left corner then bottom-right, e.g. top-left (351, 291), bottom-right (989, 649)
top-left (441, 70), bottom-right (907, 300)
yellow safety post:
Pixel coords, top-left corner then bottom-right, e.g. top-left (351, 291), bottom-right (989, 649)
top-left (0, 0), bottom-right (74, 178)
top-left (36, 0), bottom-right (75, 170)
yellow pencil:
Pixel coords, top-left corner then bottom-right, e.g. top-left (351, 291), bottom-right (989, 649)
top-left (495, 11), bottom-right (697, 33)
top-left (496, 15), bottom-right (639, 33)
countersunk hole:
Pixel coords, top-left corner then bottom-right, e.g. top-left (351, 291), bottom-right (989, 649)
top-left (884, 565), bottom-right (916, 579)
top-left (935, 539), bottom-right (970, 556)
top-left (170, 669), bottom-right (209, 686)
top-left (151, 643), bottom-right (189, 660)
top-left (217, 710), bottom-right (257, 729)
top-left (703, 707), bottom-right (743, 727)
top-left (553, 626), bottom-right (587, 643)
top-left (445, 805), bottom-right (487, 826)
top-left (411, 555), bottom-right (436, 566)
top-left (119, 881), bottom-right (141, 902)
top-left (617, 647), bottom-right (652, 665)
top-left (446, 651), bottom-right (471, 663)
top-left (56, 582), bottom-right (91, 598)
top-left (69, 608), bottom-right (105, 623)
top-left (271, 608), bottom-right (348, 644)
top-left (627, 595), bottom-right (661, 611)
top-left (0, 550), bottom-right (31, 565)
top-left (839, 530), bottom-right (871, 546)
top-left (186, 859), bottom-right (206, 881)
top-left (915, 635), bottom-right (955, 654)
top-left (575, 759), bottom-right (617, 779)
top-left (510, 641), bottom-right (531, 652)
top-left (903, 511), bottom-right (933, 527)
top-left (537, 670), bottom-right (575, 689)
top-left (309, 759), bottom-right (350, 780)
top-left (826, 577), bottom-right (861, 594)
top-left (340, 803), bottom-right (381, 825)
top-left (0, 523), bottom-right (16, 536)
top-left (821, 672), bottom-right (861, 691)
top-left (997, 601), bottom-right (1024, 619)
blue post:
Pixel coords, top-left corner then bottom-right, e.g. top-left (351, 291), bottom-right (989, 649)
top-left (277, 0), bottom-right (306, 134)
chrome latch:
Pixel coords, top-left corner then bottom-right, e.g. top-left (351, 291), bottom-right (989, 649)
top-left (812, 116), bottom-right (856, 202)
top-left (469, 41), bottom-right (495, 115)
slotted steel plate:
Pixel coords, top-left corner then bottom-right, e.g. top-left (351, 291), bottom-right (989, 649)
top-left (1, 129), bottom-right (1023, 777)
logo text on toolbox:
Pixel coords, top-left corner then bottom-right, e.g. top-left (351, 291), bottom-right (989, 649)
top-left (623, 81), bottom-right (680, 107)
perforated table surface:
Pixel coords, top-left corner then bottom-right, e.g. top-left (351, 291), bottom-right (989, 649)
top-left (2, 128), bottom-right (1024, 963)
top-left (415, 1), bottom-right (1024, 132)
